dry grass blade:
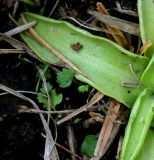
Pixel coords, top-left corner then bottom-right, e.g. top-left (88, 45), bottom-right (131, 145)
top-left (67, 124), bottom-right (77, 160)
top-left (0, 84), bottom-right (59, 160)
top-left (55, 142), bottom-right (83, 160)
top-left (36, 65), bottom-right (52, 124)
top-left (94, 100), bottom-right (120, 159)
top-left (114, 2), bottom-right (138, 17)
top-left (139, 40), bottom-right (152, 55)
top-left (57, 91), bottom-right (103, 125)
top-left (88, 10), bottom-right (139, 36)
top-left (62, 16), bottom-right (121, 34)
top-left (0, 49), bottom-right (25, 54)
top-left (96, 2), bottom-right (129, 49)
top-left (0, 33), bottom-right (26, 49)
top-left (116, 136), bottom-right (123, 159)
top-left (18, 106), bottom-right (75, 114)
top-left (4, 21), bottom-right (37, 36)
top-left (42, 133), bottom-right (83, 160)
top-left (0, 33), bottom-right (38, 58)
top-left (48, 0), bottom-right (60, 17)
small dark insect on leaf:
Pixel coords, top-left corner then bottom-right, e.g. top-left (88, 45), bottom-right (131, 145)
top-left (121, 82), bottom-right (140, 88)
top-left (70, 42), bottom-right (83, 52)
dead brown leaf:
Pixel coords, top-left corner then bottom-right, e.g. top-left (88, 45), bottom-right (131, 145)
top-left (94, 100), bottom-right (121, 159)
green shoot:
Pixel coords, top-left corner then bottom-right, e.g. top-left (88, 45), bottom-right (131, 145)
top-left (56, 68), bottom-right (74, 88)
top-left (78, 84), bottom-right (90, 93)
top-left (37, 82), bottom-right (63, 110)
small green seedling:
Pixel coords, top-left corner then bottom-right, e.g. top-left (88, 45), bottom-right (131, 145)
top-left (56, 68), bottom-right (74, 88)
top-left (78, 84), bottom-right (90, 93)
top-left (37, 82), bottom-right (63, 110)
top-left (81, 135), bottom-right (97, 157)
top-left (73, 118), bottom-right (82, 124)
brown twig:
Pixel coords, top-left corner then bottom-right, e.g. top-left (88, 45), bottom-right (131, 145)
top-left (41, 133), bottom-right (83, 160)
top-left (18, 106), bottom-right (76, 114)
top-left (57, 91), bottom-right (103, 125)
top-left (0, 49), bottom-right (25, 54)
top-left (94, 100), bottom-right (121, 159)
top-left (0, 33), bottom-right (38, 59)
top-left (67, 124), bottom-right (77, 160)
top-left (4, 20), bottom-right (37, 36)
top-left (88, 10), bottom-right (139, 36)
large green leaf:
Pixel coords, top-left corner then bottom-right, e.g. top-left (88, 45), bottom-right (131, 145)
top-left (141, 54), bottom-right (154, 88)
top-left (120, 89), bottom-right (154, 160)
top-left (136, 129), bottom-right (154, 160)
top-left (138, 0), bottom-right (154, 58)
top-left (19, 12), bottom-right (149, 108)
top-left (120, 2), bottom-right (154, 160)
top-left (120, 1), bottom-right (154, 160)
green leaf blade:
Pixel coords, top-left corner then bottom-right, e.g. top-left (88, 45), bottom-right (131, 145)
top-left (136, 129), bottom-right (154, 160)
top-left (19, 12), bottom-right (149, 108)
top-left (120, 89), bottom-right (154, 160)
top-left (141, 54), bottom-right (154, 88)
top-left (138, 0), bottom-right (154, 57)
